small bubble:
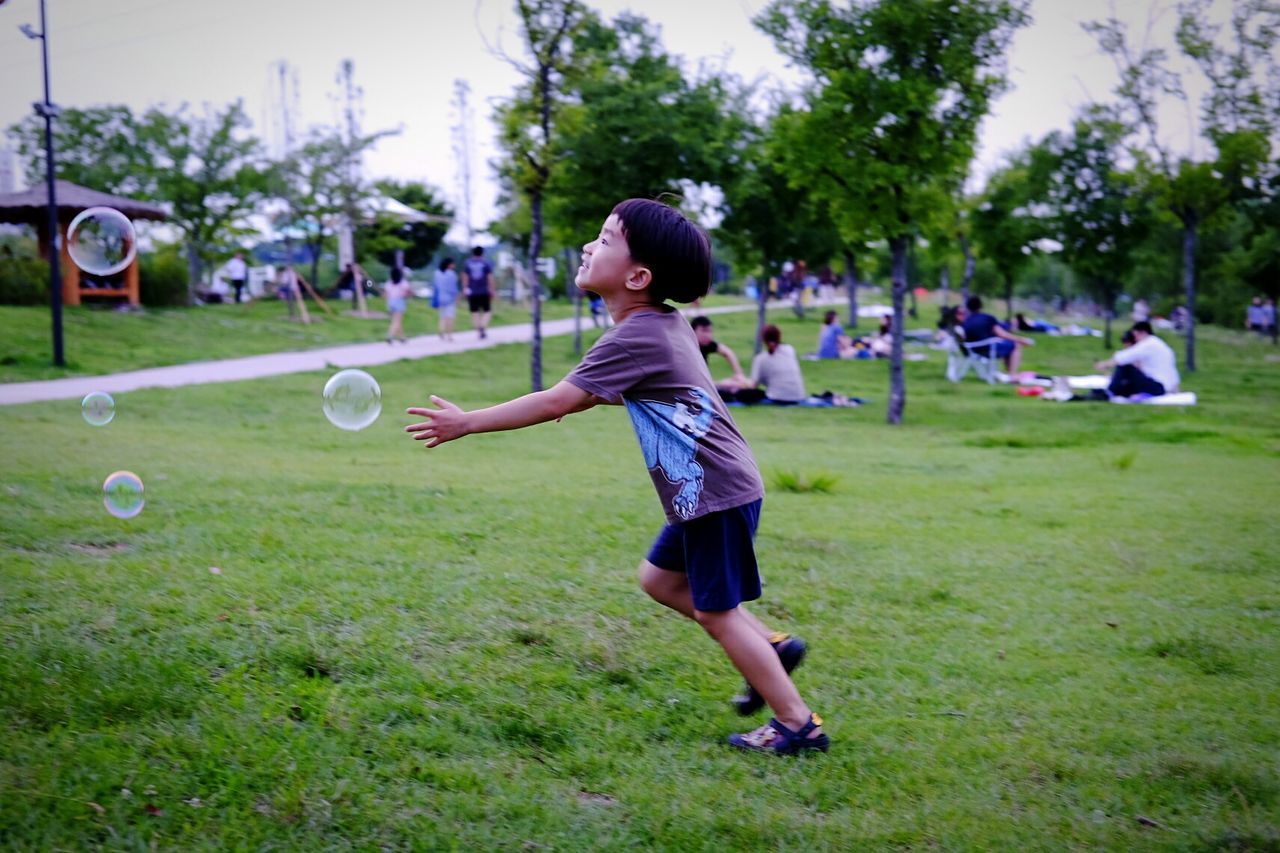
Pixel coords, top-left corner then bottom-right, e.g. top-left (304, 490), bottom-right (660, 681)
top-left (81, 391), bottom-right (116, 426)
top-left (322, 369), bottom-right (381, 431)
top-left (102, 470), bottom-right (144, 519)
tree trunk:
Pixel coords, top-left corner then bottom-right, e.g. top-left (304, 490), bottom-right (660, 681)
top-left (959, 235), bottom-right (976, 305)
top-left (843, 249), bottom-right (859, 329)
top-left (1004, 273), bottom-right (1014, 325)
top-left (186, 242), bottom-right (203, 305)
top-left (940, 264), bottom-right (951, 308)
top-left (568, 248), bottom-right (582, 356)
top-left (907, 238), bottom-right (918, 318)
top-left (755, 267), bottom-right (769, 356)
top-left (1103, 306), bottom-right (1113, 351)
top-left (308, 236), bottom-right (322, 296)
top-left (1181, 214), bottom-right (1198, 372)
top-left (529, 192), bottom-right (544, 392)
top-left (887, 236), bottom-right (909, 425)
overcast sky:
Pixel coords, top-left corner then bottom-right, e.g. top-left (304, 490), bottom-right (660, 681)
top-left (0, 0), bottom-right (1228, 241)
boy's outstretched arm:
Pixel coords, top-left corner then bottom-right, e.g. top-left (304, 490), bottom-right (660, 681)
top-left (405, 380), bottom-right (601, 448)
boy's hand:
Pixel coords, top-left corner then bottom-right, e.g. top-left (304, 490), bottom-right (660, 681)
top-left (405, 396), bottom-right (469, 448)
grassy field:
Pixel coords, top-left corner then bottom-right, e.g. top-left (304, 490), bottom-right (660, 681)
top-left (1, 305), bottom-right (1278, 849)
top-left (0, 293), bottom-right (696, 384)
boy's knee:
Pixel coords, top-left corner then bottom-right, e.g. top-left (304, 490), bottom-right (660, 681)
top-left (693, 607), bottom-right (735, 634)
top-left (637, 560), bottom-right (664, 597)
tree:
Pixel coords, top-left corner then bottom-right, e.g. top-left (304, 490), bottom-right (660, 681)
top-left (9, 105), bottom-right (148, 196)
top-left (545, 13), bottom-right (739, 245)
top-left (357, 179), bottom-right (453, 270)
top-left (757, 0), bottom-right (1028, 424)
top-left (492, 0), bottom-right (591, 393)
top-left (718, 113), bottom-right (845, 345)
top-left (135, 102), bottom-right (268, 302)
top-left (272, 128), bottom-right (384, 290)
top-left (1032, 108), bottom-right (1152, 348)
top-left (1085, 0), bottom-right (1279, 370)
top-left (12, 101), bottom-right (268, 302)
top-left (969, 149), bottom-right (1045, 324)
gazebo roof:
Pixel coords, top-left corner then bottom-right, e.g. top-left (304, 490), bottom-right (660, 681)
top-left (0, 180), bottom-right (168, 225)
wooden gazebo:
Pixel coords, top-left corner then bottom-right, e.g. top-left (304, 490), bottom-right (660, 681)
top-left (0, 180), bottom-right (167, 306)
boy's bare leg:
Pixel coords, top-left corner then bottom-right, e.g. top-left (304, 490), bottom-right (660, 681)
top-left (638, 560), bottom-right (772, 640)
top-left (695, 608), bottom-right (822, 737)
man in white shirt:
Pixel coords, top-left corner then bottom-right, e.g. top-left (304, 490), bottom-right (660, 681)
top-left (223, 252), bottom-right (248, 304)
top-left (750, 324), bottom-right (808, 404)
top-left (1096, 321), bottom-right (1180, 398)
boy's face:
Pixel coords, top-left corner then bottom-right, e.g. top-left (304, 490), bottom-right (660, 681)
top-left (577, 214), bottom-right (642, 296)
top-left (693, 324), bottom-right (714, 345)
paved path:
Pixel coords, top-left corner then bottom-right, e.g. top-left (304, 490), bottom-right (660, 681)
top-left (0, 302), bottom-right (786, 406)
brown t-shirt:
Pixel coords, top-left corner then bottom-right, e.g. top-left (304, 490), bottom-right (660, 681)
top-left (566, 307), bottom-right (765, 524)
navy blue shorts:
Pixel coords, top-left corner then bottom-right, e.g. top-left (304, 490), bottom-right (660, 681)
top-left (974, 339), bottom-right (1015, 359)
top-left (646, 499), bottom-right (763, 612)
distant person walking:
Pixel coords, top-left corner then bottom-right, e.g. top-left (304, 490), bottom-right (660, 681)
top-left (462, 246), bottom-right (494, 339)
top-left (384, 267), bottom-right (412, 343)
top-left (1247, 297), bottom-right (1267, 335)
top-left (433, 258), bottom-right (460, 342)
top-left (223, 252), bottom-right (248, 304)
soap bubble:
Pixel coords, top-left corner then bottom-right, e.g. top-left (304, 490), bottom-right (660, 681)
top-left (81, 391), bottom-right (116, 426)
top-left (67, 207), bottom-right (137, 276)
top-left (322, 369), bottom-right (382, 431)
top-left (102, 470), bottom-right (144, 519)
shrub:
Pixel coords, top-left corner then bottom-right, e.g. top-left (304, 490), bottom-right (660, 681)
top-left (139, 247), bottom-right (189, 306)
top-left (0, 236), bottom-right (49, 306)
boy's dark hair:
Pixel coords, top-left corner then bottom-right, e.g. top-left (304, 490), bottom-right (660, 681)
top-left (612, 198), bottom-right (712, 304)
top-left (471, 246), bottom-right (484, 257)
top-left (966, 296), bottom-right (983, 312)
top-left (438, 257), bottom-right (454, 272)
top-left (824, 310), bottom-right (838, 324)
top-left (1121, 329), bottom-right (1137, 346)
top-left (690, 315), bottom-right (712, 329)
top-left (390, 266), bottom-right (404, 284)
top-left (1132, 320), bottom-right (1153, 335)
top-left (761, 324), bottom-right (782, 344)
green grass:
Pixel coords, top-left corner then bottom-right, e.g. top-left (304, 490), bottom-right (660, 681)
top-left (1, 305), bottom-right (1278, 849)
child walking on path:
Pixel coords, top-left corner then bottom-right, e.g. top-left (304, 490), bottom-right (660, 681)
top-left (405, 199), bottom-right (826, 754)
top-left (383, 267), bottom-right (412, 343)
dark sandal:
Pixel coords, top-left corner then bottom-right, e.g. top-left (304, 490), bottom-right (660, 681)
top-left (732, 632), bottom-right (807, 716)
top-left (729, 713), bottom-right (829, 755)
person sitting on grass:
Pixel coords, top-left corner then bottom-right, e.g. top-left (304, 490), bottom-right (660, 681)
top-left (691, 315), bottom-right (753, 398)
top-left (405, 198), bottom-right (827, 755)
top-left (961, 296), bottom-right (1034, 376)
top-left (750, 324), bottom-right (808, 404)
top-left (1095, 321), bottom-right (1180, 399)
top-left (817, 310), bottom-right (852, 359)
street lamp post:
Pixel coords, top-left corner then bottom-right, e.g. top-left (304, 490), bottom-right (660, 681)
top-left (20, 0), bottom-right (65, 366)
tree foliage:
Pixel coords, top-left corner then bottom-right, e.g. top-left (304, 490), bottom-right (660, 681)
top-left (756, 0), bottom-right (1028, 424)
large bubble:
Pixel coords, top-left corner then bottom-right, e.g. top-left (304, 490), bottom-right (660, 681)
top-left (81, 391), bottom-right (116, 426)
top-left (66, 207), bottom-right (137, 276)
top-left (322, 369), bottom-right (382, 431)
top-left (102, 470), bottom-right (144, 519)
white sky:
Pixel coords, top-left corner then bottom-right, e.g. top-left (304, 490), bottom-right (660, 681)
top-left (0, 0), bottom-right (1231, 241)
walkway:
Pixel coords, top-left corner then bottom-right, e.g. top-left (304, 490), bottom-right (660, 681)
top-left (0, 302), bottom-right (802, 406)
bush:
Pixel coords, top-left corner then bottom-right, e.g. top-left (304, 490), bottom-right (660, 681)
top-left (139, 248), bottom-right (189, 306)
top-left (0, 237), bottom-right (48, 306)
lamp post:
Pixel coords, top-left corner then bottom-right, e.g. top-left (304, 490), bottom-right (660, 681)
top-left (19, 0), bottom-right (64, 366)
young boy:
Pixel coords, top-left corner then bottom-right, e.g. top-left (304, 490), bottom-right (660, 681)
top-left (405, 199), bottom-right (827, 754)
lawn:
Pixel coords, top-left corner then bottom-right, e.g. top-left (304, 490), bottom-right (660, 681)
top-left (1, 306), bottom-right (1278, 849)
top-left (0, 293), bottom-right (751, 385)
